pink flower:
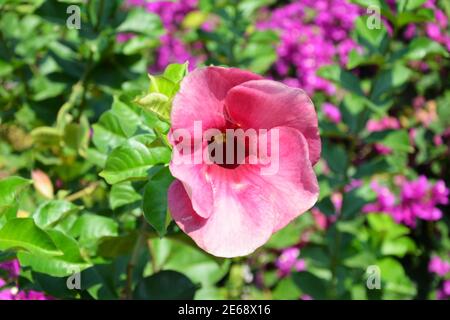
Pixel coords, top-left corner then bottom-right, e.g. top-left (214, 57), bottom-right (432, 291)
top-left (366, 117), bottom-right (400, 132)
top-left (116, 32), bottom-right (135, 43)
top-left (444, 280), bottom-right (450, 296)
top-left (322, 103), bottom-right (341, 124)
top-left (0, 288), bottom-right (14, 300)
top-left (374, 143), bottom-right (392, 155)
top-left (404, 24), bottom-right (416, 39)
top-left (32, 169), bottom-right (54, 199)
top-left (0, 259), bottom-right (20, 278)
top-left (429, 256), bottom-right (450, 277)
top-left (167, 67), bottom-right (320, 257)
top-left (275, 247), bottom-right (306, 277)
top-left (311, 208), bottom-right (328, 230)
top-left (426, 23), bottom-right (442, 42)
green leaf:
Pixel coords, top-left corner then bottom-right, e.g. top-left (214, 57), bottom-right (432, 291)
top-left (397, 0), bottom-right (427, 11)
top-left (396, 8), bottom-right (434, 27)
top-left (69, 214), bottom-right (118, 246)
top-left (133, 270), bottom-right (198, 300)
top-left (381, 236), bottom-right (417, 257)
top-left (99, 140), bottom-right (171, 184)
top-left (31, 126), bottom-right (62, 147)
top-left (63, 121), bottom-right (90, 155)
top-left (0, 218), bottom-right (61, 256)
top-left (136, 92), bottom-right (171, 122)
top-left (136, 63), bottom-right (188, 121)
top-left (371, 64), bottom-right (412, 102)
top-left (92, 111), bottom-right (128, 153)
top-left (0, 176), bottom-right (32, 216)
top-left (366, 130), bottom-right (413, 153)
top-left (152, 238), bottom-right (230, 287)
top-left (405, 37), bottom-right (449, 60)
top-left (355, 15), bottom-right (388, 48)
top-left (117, 9), bottom-right (163, 36)
top-left (97, 232), bottom-right (138, 259)
top-left (317, 65), bottom-right (364, 96)
top-left (142, 167), bottom-right (173, 236)
top-left (377, 258), bottom-right (416, 298)
top-left (33, 200), bottom-right (80, 229)
top-left (163, 62), bottom-right (189, 84)
top-left (367, 213), bottom-right (410, 239)
top-left (322, 144), bottom-right (348, 174)
top-left (354, 158), bottom-right (389, 179)
top-left (18, 230), bottom-right (91, 277)
top-left (110, 96), bottom-right (144, 137)
top-left (341, 188), bottom-right (368, 219)
top-left (109, 182), bottom-right (142, 210)
top-left (292, 271), bottom-right (328, 300)
top-left (273, 277), bottom-right (302, 300)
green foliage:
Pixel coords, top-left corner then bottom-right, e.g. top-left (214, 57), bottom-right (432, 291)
top-left (0, 0), bottom-right (449, 301)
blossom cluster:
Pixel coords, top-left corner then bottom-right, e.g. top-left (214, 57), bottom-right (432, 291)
top-left (403, 0), bottom-right (450, 51)
top-left (363, 176), bottom-right (449, 228)
top-left (0, 259), bottom-right (51, 300)
top-left (428, 255), bottom-right (450, 300)
top-left (125, 0), bottom-right (199, 72)
top-left (258, 0), bottom-right (361, 95)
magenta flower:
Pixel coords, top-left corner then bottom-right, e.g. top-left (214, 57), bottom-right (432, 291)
top-left (364, 177), bottom-right (448, 227)
top-left (116, 32), bottom-right (135, 43)
top-left (0, 259), bottom-right (20, 278)
top-left (437, 280), bottom-right (450, 300)
top-left (275, 247), bottom-right (306, 277)
top-left (429, 256), bottom-right (450, 277)
top-left (257, 0), bottom-right (360, 95)
top-left (167, 67), bottom-right (320, 257)
top-left (366, 117), bottom-right (400, 132)
top-left (322, 103), bottom-right (341, 124)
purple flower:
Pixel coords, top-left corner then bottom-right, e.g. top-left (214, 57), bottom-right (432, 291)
top-left (0, 259), bottom-right (20, 278)
top-left (364, 177), bottom-right (448, 227)
top-left (437, 280), bottom-right (450, 300)
top-left (116, 32), bottom-right (135, 43)
top-left (275, 247), bottom-right (306, 277)
top-left (322, 103), bottom-right (341, 124)
top-left (404, 24), bottom-right (417, 39)
top-left (257, 0), bottom-right (361, 95)
top-left (444, 280), bottom-right (450, 296)
top-left (374, 143), bottom-right (392, 155)
top-left (432, 181), bottom-right (449, 205)
top-left (429, 256), bottom-right (450, 277)
top-left (0, 288), bottom-right (14, 300)
top-left (426, 23), bottom-right (443, 42)
top-left (366, 117), bottom-right (400, 132)
top-left (125, 0), bottom-right (200, 72)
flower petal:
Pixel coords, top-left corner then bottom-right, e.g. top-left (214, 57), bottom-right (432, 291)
top-left (249, 126), bottom-right (319, 232)
top-left (169, 139), bottom-right (214, 219)
top-left (168, 127), bottom-right (319, 257)
top-left (168, 168), bottom-right (276, 257)
top-left (225, 79), bottom-right (321, 165)
top-left (171, 66), bottom-right (262, 134)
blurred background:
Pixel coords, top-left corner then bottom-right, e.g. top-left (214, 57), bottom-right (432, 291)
top-left (0, 0), bottom-right (449, 300)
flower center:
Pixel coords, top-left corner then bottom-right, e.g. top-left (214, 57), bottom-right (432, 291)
top-left (207, 133), bottom-right (248, 169)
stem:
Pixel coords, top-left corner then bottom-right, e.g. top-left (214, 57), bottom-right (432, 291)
top-left (154, 129), bottom-right (172, 150)
top-left (147, 239), bottom-right (159, 273)
top-left (64, 182), bottom-right (99, 202)
top-left (76, 51), bottom-right (95, 121)
top-left (124, 218), bottom-right (146, 300)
